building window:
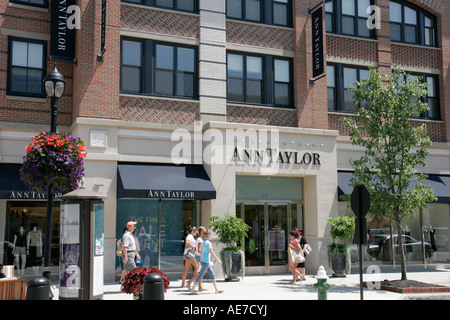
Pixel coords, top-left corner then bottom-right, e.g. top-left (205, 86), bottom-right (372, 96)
top-left (120, 38), bottom-right (198, 99)
top-left (116, 199), bottom-right (201, 274)
top-left (227, 52), bottom-right (292, 108)
top-left (7, 38), bottom-right (46, 98)
top-left (390, 1), bottom-right (437, 47)
top-left (327, 63), bottom-right (370, 112)
top-left (122, 0), bottom-right (198, 13)
top-left (404, 73), bottom-right (440, 120)
top-left (9, 0), bottom-right (48, 8)
top-left (226, 0), bottom-right (292, 27)
top-left (325, 0), bottom-right (374, 38)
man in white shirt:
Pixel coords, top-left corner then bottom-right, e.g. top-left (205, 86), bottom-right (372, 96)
top-left (122, 221), bottom-right (140, 274)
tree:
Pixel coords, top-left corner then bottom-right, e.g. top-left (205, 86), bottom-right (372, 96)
top-left (342, 67), bottom-right (437, 280)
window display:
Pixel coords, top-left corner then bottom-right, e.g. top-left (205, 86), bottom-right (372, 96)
top-left (1, 201), bottom-right (60, 275)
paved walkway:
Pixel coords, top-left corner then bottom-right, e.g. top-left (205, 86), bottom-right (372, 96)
top-left (51, 264), bottom-right (450, 301)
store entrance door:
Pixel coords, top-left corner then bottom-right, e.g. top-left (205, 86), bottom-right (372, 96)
top-left (237, 203), bottom-right (302, 274)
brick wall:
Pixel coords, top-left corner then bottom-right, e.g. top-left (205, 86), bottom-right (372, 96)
top-left (327, 0), bottom-right (449, 143)
top-left (0, 1), bottom-right (73, 127)
top-left (0, 0), bottom-right (448, 142)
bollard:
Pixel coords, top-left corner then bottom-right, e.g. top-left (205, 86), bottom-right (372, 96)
top-left (26, 276), bottom-right (50, 300)
top-left (142, 273), bottom-right (164, 300)
top-left (313, 265), bottom-right (332, 300)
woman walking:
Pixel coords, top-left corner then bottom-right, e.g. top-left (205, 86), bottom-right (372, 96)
top-left (195, 226), bottom-right (206, 291)
top-left (190, 229), bottom-right (223, 295)
top-left (181, 226), bottom-right (199, 289)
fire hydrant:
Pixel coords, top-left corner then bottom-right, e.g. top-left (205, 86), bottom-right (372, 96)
top-left (314, 265), bottom-right (332, 300)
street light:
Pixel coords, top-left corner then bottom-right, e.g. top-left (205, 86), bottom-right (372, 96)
top-left (44, 64), bottom-right (65, 133)
top-left (43, 64), bottom-right (65, 281)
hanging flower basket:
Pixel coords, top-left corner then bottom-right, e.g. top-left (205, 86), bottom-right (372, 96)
top-left (20, 132), bottom-right (87, 193)
top-left (121, 267), bottom-right (170, 300)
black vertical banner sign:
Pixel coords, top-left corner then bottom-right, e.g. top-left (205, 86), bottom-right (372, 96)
top-left (311, 7), bottom-right (324, 78)
top-left (100, 0), bottom-right (106, 54)
top-left (50, 0), bottom-right (76, 59)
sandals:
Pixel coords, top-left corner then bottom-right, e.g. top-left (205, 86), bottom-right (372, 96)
top-left (215, 290), bottom-right (224, 294)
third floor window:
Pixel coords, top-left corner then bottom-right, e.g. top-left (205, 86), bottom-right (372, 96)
top-left (227, 0), bottom-right (292, 27)
top-left (390, 1), bottom-right (437, 47)
top-left (325, 0), bottom-right (375, 38)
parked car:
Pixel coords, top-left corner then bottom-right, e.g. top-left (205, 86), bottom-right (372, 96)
top-left (350, 234), bottom-right (433, 262)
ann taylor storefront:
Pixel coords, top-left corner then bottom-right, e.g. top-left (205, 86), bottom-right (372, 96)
top-left (110, 122), bottom-right (340, 277)
top-left (202, 122), bottom-right (340, 275)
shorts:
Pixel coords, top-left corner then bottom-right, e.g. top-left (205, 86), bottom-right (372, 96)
top-left (13, 246), bottom-right (26, 255)
top-left (123, 252), bottom-right (136, 272)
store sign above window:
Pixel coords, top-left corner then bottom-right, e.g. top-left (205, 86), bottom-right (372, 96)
top-left (147, 190), bottom-right (196, 199)
top-left (3, 190), bottom-right (63, 200)
top-left (231, 147), bottom-right (321, 166)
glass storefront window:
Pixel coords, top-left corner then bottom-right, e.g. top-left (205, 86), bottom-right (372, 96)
top-left (115, 199), bottom-right (200, 278)
top-left (1, 200), bottom-right (60, 276)
top-left (340, 202), bottom-right (450, 266)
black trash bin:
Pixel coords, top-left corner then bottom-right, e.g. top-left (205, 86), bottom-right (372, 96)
top-left (26, 276), bottom-right (50, 300)
top-left (142, 273), bottom-right (164, 300)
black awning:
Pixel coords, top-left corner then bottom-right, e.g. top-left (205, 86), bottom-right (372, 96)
top-left (117, 163), bottom-right (216, 200)
top-left (338, 171), bottom-right (450, 204)
top-left (0, 164), bottom-right (29, 199)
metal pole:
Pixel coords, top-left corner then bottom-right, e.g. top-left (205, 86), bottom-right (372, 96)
top-left (359, 201), bottom-right (364, 300)
top-left (43, 96), bottom-right (59, 278)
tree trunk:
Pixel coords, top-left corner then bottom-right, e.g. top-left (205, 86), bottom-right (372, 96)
top-left (395, 212), bottom-right (407, 280)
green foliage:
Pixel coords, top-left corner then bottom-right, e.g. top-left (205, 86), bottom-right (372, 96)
top-left (209, 214), bottom-right (250, 252)
top-left (341, 67), bottom-right (437, 223)
top-left (327, 216), bottom-right (355, 246)
top-left (341, 67), bottom-right (437, 280)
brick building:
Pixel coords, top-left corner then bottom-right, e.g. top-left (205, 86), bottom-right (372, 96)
top-left (0, 0), bottom-right (449, 285)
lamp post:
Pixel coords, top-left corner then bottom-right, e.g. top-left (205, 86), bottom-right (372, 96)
top-left (42, 64), bottom-right (65, 279)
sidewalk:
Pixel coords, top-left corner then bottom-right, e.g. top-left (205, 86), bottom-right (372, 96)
top-left (51, 264), bottom-right (450, 301)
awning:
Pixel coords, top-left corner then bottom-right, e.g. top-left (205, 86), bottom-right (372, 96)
top-left (338, 171), bottom-right (450, 204)
top-left (117, 163), bottom-right (216, 200)
top-left (0, 164), bottom-right (28, 199)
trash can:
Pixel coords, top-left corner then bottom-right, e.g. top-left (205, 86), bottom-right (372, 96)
top-left (26, 276), bottom-right (50, 300)
top-left (142, 273), bottom-right (164, 300)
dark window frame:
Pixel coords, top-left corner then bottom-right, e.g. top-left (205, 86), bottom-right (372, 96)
top-left (121, 0), bottom-right (199, 13)
top-left (7, 37), bottom-right (47, 98)
top-left (9, 0), bottom-right (48, 9)
top-left (226, 51), bottom-right (293, 108)
top-left (325, 0), bottom-right (375, 39)
top-left (403, 72), bottom-right (440, 121)
top-left (120, 37), bottom-right (198, 99)
top-left (327, 63), bottom-right (370, 113)
top-left (226, 0), bottom-right (293, 28)
top-left (389, 0), bottom-right (438, 47)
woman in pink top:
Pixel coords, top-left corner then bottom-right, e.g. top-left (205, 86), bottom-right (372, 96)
top-left (288, 230), bottom-right (302, 283)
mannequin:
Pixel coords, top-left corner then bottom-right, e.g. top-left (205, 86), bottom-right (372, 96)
top-left (27, 226), bottom-right (43, 274)
top-left (13, 226), bottom-right (27, 275)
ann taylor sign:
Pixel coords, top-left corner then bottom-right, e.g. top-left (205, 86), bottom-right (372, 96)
top-left (147, 190), bottom-right (196, 199)
top-left (50, 0), bottom-right (76, 59)
top-left (231, 147), bottom-right (321, 165)
top-left (311, 6), bottom-right (324, 78)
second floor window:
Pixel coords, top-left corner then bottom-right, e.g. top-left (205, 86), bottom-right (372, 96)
top-left (405, 73), bottom-right (440, 120)
top-left (121, 38), bottom-right (197, 99)
top-left (7, 38), bottom-right (46, 98)
top-left (227, 52), bottom-right (292, 108)
top-left (327, 63), bottom-right (370, 112)
top-left (227, 0), bottom-right (292, 27)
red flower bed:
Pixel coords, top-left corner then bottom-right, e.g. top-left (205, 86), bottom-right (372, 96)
top-left (121, 267), bottom-right (170, 299)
